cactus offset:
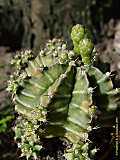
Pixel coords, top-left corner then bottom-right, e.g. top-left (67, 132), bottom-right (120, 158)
top-left (8, 24), bottom-right (120, 159)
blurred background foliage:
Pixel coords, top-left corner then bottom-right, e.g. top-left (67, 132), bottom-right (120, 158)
top-left (0, 0), bottom-right (120, 159)
top-left (0, 0), bottom-right (120, 50)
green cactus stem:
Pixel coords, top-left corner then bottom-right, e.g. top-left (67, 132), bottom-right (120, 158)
top-left (8, 25), bottom-right (120, 160)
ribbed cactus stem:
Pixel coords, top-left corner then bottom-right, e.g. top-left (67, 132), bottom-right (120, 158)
top-left (8, 24), bottom-right (120, 160)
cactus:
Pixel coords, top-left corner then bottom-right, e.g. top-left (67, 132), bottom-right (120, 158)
top-left (8, 24), bottom-right (120, 159)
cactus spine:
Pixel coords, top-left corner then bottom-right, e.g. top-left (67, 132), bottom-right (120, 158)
top-left (8, 24), bottom-right (119, 159)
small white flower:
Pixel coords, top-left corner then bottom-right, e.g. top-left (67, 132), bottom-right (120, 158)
top-left (106, 72), bottom-right (111, 77)
top-left (88, 87), bottom-right (96, 94)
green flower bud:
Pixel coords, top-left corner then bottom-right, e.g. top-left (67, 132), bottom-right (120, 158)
top-left (90, 148), bottom-right (98, 157)
top-left (34, 145), bottom-right (42, 151)
top-left (58, 52), bottom-right (68, 64)
top-left (71, 24), bottom-right (85, 42)
top-left (71, 24), bottom-right (95, 65)
top-left (79, 39), bottom-right (94, 56)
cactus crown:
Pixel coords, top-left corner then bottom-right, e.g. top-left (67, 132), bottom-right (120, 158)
top-left (8, 24), bottom-right (119, 160)
top-left (71, 24), bottom-right (95, 65)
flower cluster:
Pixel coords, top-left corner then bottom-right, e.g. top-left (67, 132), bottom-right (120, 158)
top-left (65, 142), bottom-right (90, 160)
top-left (65, 141), bottom-right (98, 160)
top-left (31, 104), bottom-right (47, 124)
top-left (39, 39), bottom-right (64, 57)
top-left (15, 117), bottom-right (43, 160)
top-left (11, 49), bottom-right (34, 70)
top-left (7, 50), bottom-right (34, 95)
top-left (39, 38), bottom-right (75, 64)
top-left (7, 71), bottom-right (28, 95)
top-left (14, 105), bottom-right (47, 159)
